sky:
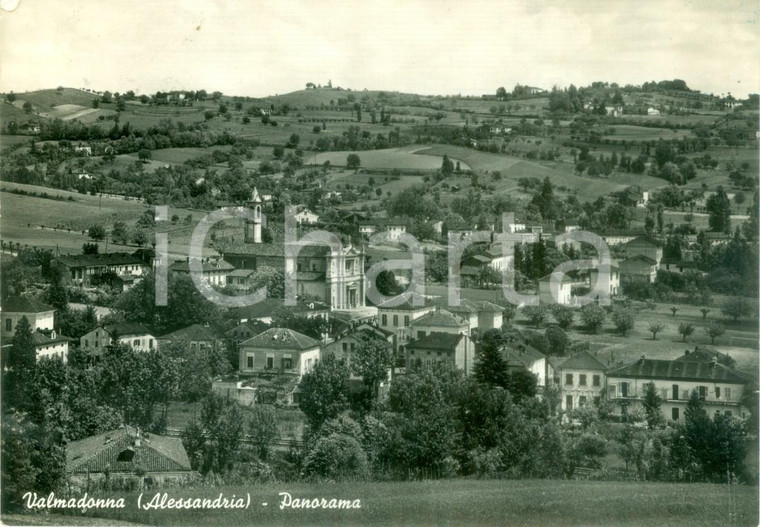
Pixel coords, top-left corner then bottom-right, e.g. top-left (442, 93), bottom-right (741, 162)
top-left (0, 0), bottom-right (758, 98)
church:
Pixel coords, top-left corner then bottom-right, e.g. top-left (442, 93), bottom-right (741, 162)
top-left (218, 188), bottom-right (370, 316)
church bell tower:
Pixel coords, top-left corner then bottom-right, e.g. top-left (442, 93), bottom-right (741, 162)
top-left (245, 187), bottom-right (262, 244)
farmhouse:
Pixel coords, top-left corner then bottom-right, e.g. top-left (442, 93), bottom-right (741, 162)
top-left (67, 426), bottom-right (193, 491)
top-left (293, 208), bottom-right (320, 225)
top-left (80, 322), bottom-right (156, 363)
top-left (1, 296), bottom-right (55, 339)
top-left (606, 356), bottom-right (752, 421)
top-left (55, 253), bottom-right (148, 286)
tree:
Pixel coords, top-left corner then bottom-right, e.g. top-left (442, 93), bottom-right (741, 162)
top-left (473, 330), bottom-right (509, 389)
top-left (670, 306), bottom-right (679, 317)
top-left (22, 101), bottom-right (33, 114)
top-left (199, 393), bottom-right (244, 474)
top-left (441, 154), bottom-right (454, 177)
top-left (611, 306), bottom-right (635, 336)
top-left (522, 305), bottom-right (547, 327)
top-left (111, 221), bottom-right (128, 244)
top-left (642, 382), bottom-right (665, 429)
top-left (132, 229), bottom-right (148, 247)
top-left (721, 296), bottom-right (752, 322)
top-left (287, 133), bottom-right (300, 148)
top-left (248, 405), bottom-right (279, 460)
top-left (550, 304), bottom-right (575, 329)
top-left (580, 304), bottom-right (606, 333)
top-left (138, 149), bottom-right (152, 162)
top-left (298, 354), bottom-right (350, 432)
top-left (704, 321), bottom-right (726, 344)
top-left (677, 322), bottom-right (695, 342)
top-left (700, 308), bottom-right (710, 320)
top-left (346, 153), bottom-right (361, 170)
top-left (351, 333), bottom-right (393, 411)
top-left (647, 322), bottom-right (665, 340)
top-left (545, 326), bottom-right (569, 355)
top-left (6, 316), bottom-right (37, 373)
top-left (706, 186), bottom-right (732, 234)
top-left (82, 242), bottom-right (99, 255)
top-left (88, 224), bottom-right (106, 241)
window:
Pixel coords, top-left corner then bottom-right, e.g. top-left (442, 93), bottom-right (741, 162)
top-left (266, 356), bottom-right (274, 369)
top-left (133, 339), bottom-right (140, 347)
top-left (593, 396), bottom-right (600, 406)
top-left (85, 339), bottom-right (89, 348)
top-left (393, 315), bottom-right (398, 326)
top-left (672, 408), bottom-right (679, 421)
top-left (725, 388), bottom-right (731, 400)
top-left (404, 315), bottom-right (410, 326)
top-left (5, 319), bottom-right (11, 332)
top-left (95, 340), bottom-right (99, 348)
top-left (565, 395), bottom-right (573, 410)
top-left (672, 384), bottom-right (679, 400)
top-left (342, 343), bottom-right (348, 352)
top-left (350, 343), bottom-right (355, 353)
top-left (698, 386), bottom-right (707, 399)
top-left (608, 385), bottom-right (617, 398)
top-left (725, 411), bottom-right (732, 417)
top-left (592, 375), bottom-right (600, 387)
top-left (565, 373), bottom-right (573, 386)
top-left (621, 382), bottom-right (628, 397)
top-left (579, 374), bottom-right (587, 386)
top-left (715, 387), bottom-right (721, 399)
top-left (247, 355), bottom-right (254, 368)
top-left (282, 357), bottom-right (293, 370)
top-left (579, 396), bottom-right (587, 407)
top-left (381, 314), bottom-right (387, 326)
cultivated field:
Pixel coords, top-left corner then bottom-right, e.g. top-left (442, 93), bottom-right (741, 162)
top-left (27, 479), bottom-right (758, 527)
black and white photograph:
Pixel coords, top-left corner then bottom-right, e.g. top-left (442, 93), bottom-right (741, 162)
top-left (0, 1), bottom-right (758, 525)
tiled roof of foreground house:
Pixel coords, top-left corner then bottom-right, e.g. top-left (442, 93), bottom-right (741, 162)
top-left (67, 426), bottom-right (191, 474)
top-left (558, 351), bottom-right (607, 371)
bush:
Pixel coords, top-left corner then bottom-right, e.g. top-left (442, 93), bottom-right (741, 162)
top-left (580, 304), bottom-right (606, 333)
top-left (302, 433), bottom-right (369, 481)
top-left (545, 326), bottom-right (570, 355)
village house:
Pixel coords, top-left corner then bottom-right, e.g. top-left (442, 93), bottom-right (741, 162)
top-left (55, 252), bottom-right (148, 287)
top-left (224, 320), bottom-right (268, 342)
top-left (32, 329), bottom-right (72, 362)
top-left (293, 208), bottom-right (320, 225)
top-left (600, 230), bottom-right (641, 246)
top-left (647, 108), bottom-right (661, 116)
top-left (504, 344), bottom-right (549, 387)
top-left (385, 221), bottom-right (407, 242)
top-left (238, 327), bottom-right (320, 378)
top-left (225, 268), bottom-right (257, 290)
top-left (556, 351), bottom-right (607, 412)
top-left (323, 323), bottom-right (395, 396)
top-left (444, 298), bottom-right (505, 332)
top-left (376, 292), bottom-right (437, 354)
top-left (80, 322), bottom-right (156, 363)
top-left (406, 332), bottom-right (470, 373)
top-left (158, 323), bottom-right (224, 351)
top-left (619, 255), bottom-right (658, 284)
top-left (625, 235), bottom-right (664, 266)
top-left (605, 355), bottom-right (753, 421)
top-left (169, 258), bottom-right (234, 287)
top-left (1, 296), bottom-right (55, 338)
top-left (588, 263), bottom-right (621, 297)
top-left (538, 272), bottom-right (573, 305)
top-left (407, 308), bottom-right (474, 370)
top-left (66, 426), bottom-right (194, 491)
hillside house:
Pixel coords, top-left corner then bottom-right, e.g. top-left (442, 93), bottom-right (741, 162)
top-left (619, 255), bottom-right (658, 284)
top-left (606, 356), bottom-right (752, 421)
top-left (1, 296), bottom-right (55, 339)
top-left (226, 268), bottom-right (257, 290)
top-left (557, 351), bottom-right (607, 412)
top-left (294, 209), bottom-right (320, 225)
top-left (504, 344), bottom-right (548, 387)
top-left (80, 322), bottom-right (155, 363)
top-left (32, 330), bottom-right (71, 362)
top-left (386, 222), bottom-right (407, 242)
top-left (588, 264), bottom-right (621, 297)
top-left (444, 298), bottom-right (505, 332)
top-left (409, 308), bottom-right (473, 367)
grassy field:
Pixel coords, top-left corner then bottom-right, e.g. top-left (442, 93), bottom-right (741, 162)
top-left (22, 479), bottom-right (758, 527)
top-left (0, 182), bottom-right (218, 257)
top-left (603, 124), bottom-right (693, 142)
top-left (306, 147), bottom-right (471, 171)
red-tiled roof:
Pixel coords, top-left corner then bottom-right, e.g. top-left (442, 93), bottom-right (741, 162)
top-left (241, 327), bottom-right (319, 350)
top-left (607, 358), bottom-right (750, 384)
